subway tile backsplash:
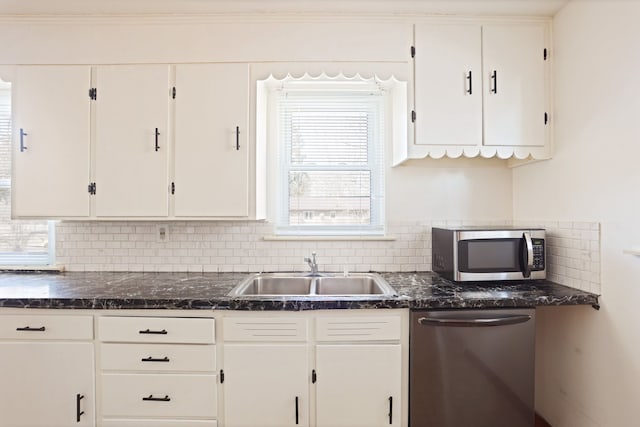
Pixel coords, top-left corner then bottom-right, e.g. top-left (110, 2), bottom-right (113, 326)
top-left (55, 219), bottom-right (601, 294)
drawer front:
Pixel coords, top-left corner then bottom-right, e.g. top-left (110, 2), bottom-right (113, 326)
top-left (0, 315), bottom-right (93, 340)
top-left (316, 316), bottom-right (401, 342)
top-left (101, 343), bottom-right (216, 372)
top-left (99, 317), bottom-right (215, 344)
top-left (101, 373), bottom-right (217, 418)
top-left (102, 420), bottom-right (217, 427)
top-left (224, 317), bottom-right (308, 342)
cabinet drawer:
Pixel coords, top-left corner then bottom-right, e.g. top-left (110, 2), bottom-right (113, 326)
top-left (316, 316), bottom-right (401, 342)
top-left (103, 420), bottom-right (217, 427)
top-left (224, 317), bottom-right (308, 342)
top-left (99, 317), bottom-right (215, 344)
top-left (101, 373), bottom-right (217, 418)
top-left (0, 315), bottom-right (93, 340)
top-left (101, 343), bottom-right (216, 372)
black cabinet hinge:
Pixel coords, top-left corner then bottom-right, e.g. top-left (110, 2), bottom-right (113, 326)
top-left (544, 112), bottom-right (549, 125)
top-left (220, 369), bottom-right (225, 384)
top-left (88, 182), bottom-right (96, 195)
top-left (172, 87), bottom-right (176, 99)
top-left (171, 182), bottom-right (175, 195)
top-left (411, 46), bottom-right (415, 58)
top-left (89, 88), bottom-right (97, 100)
top-left (544, 48), bottom-right (548, 61)
top-left (411, 110), bottom-right (416, 123)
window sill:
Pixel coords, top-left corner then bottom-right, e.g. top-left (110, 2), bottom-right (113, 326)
top-left (263, 235), bottom-right (396, 241)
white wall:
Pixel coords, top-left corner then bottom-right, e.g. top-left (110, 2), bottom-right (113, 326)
top-left (513, 1), bottom-right (640, 425)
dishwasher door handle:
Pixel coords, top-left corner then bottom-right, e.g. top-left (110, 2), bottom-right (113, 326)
top-left (417, 314), bottom-right (532, 327)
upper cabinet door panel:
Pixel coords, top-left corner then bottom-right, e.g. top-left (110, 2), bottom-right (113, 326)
top-left (94, 65), bottom-right (170, 217)
top-left (414, 24), bottom-right (483, 146)
top-left (482, 24), bottom-right (547, 147)
top-left (174, 63), bottom-right (249, 217)
top-left (12, 66), bottom-right (91, 217)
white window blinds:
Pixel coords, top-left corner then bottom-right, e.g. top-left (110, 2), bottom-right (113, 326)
top-left (0, 81), bottom-right (54, 265)
top-left (275, 85), bottom-right (385, 235)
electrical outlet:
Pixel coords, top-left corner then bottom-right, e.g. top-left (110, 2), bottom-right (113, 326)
top-left (156, 224), bottom-right (169, 242)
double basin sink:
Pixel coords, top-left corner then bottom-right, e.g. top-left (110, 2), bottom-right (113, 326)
top-left (228, 272), bottom-right (397, 298)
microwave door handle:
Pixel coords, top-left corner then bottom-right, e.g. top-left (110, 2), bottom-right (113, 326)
top-left (523, 232), bottom-right (534, 278)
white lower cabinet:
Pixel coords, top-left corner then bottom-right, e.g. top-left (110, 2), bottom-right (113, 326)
top-left (98, 316), bottom-right (218, 427)
top-left (101, 373), bottom-right (217, 418)
top-left (0, 315), bottom-right (95, 427)
top-left (223, 344), bottom-right (310, 427)
top-left (221, 310), bottom-right (407, 427)
top-left (316, 344), bottom-right (402, 427)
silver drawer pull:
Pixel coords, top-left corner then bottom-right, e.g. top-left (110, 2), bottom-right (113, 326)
top-left (142, 395), bottom-right (171, 402)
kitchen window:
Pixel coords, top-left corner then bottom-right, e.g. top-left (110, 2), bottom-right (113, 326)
top-left (0, 79), bottom-right (55, 265)
top-left (263, 76), bottom-right (389, 236)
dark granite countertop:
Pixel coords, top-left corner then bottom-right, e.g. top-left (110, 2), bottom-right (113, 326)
top-left (0, 271), bottom-right (599, 311)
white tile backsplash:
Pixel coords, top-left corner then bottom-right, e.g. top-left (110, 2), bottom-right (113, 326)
top-left (55, 219), bottom-right (601, 293)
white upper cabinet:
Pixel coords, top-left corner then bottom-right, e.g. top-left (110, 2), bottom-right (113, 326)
top-left (405, 20), bottom-right (551, 162)
top-left (173, 63), bottom-right (249, 217)
top-left (482, 24), bottom-right (547, 148)
top-left (94, 65), bottom-right (170, 217)
top-left (413, 24), bottom-right (483, 148)
top-left (12, 66), bottom-right (91, 218)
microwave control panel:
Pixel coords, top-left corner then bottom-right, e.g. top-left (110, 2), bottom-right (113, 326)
top-left (532, 238), bottom-right (545, 270)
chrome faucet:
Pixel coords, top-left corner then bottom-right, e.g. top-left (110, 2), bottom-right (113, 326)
top-left (304, 252), bottom-right (319, 276)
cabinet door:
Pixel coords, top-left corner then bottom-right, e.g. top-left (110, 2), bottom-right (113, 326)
top-left (12, 66), bottom-right (91, 217)
top-left (223, 344), bottom-right (309, 427)
top-left (483, 24), bottom-right (547, 147)
top-left (94, 65), bottom-right (170, 217)
top-left (316, 344), bottom-right (402, 427)
top-left (174, 63), bottom-right (249, 217)
top-left (414, 24), bottom-right (483, 146)
top-left (0, 342), bottom-right (95, 427)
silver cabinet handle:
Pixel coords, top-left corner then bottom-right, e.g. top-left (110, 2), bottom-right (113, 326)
top-left (418, 314), bottom-right (532, 327)
top-left (523, 231), bottom-right (533, 278)
top-left (20, 128), bottom-right (28, 152)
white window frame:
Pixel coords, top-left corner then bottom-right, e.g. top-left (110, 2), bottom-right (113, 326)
top-left (258, 74), bottom-right (407, 237)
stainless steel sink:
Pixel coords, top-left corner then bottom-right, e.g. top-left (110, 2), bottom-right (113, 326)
top-left (315, 276), bottom-right (390, 295)
top-left (228, 272), bottom-right (396, 298)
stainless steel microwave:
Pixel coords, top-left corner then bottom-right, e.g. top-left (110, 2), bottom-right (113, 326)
top-left (432, 227), bottom-right (546, 282)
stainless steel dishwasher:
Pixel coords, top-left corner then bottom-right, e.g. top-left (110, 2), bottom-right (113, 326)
top-left (409, 309), bottom-right (535, 427)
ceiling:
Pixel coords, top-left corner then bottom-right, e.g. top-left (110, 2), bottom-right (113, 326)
top-left (0, 0), bottom-right (570, 17)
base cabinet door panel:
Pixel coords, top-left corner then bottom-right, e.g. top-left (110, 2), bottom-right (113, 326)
top-left (0, 342), bottom-right (95, 427)
top-left (223, 344), bottom-right (309, 427)
top-left (315, 344), bottom-right (402, 427)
